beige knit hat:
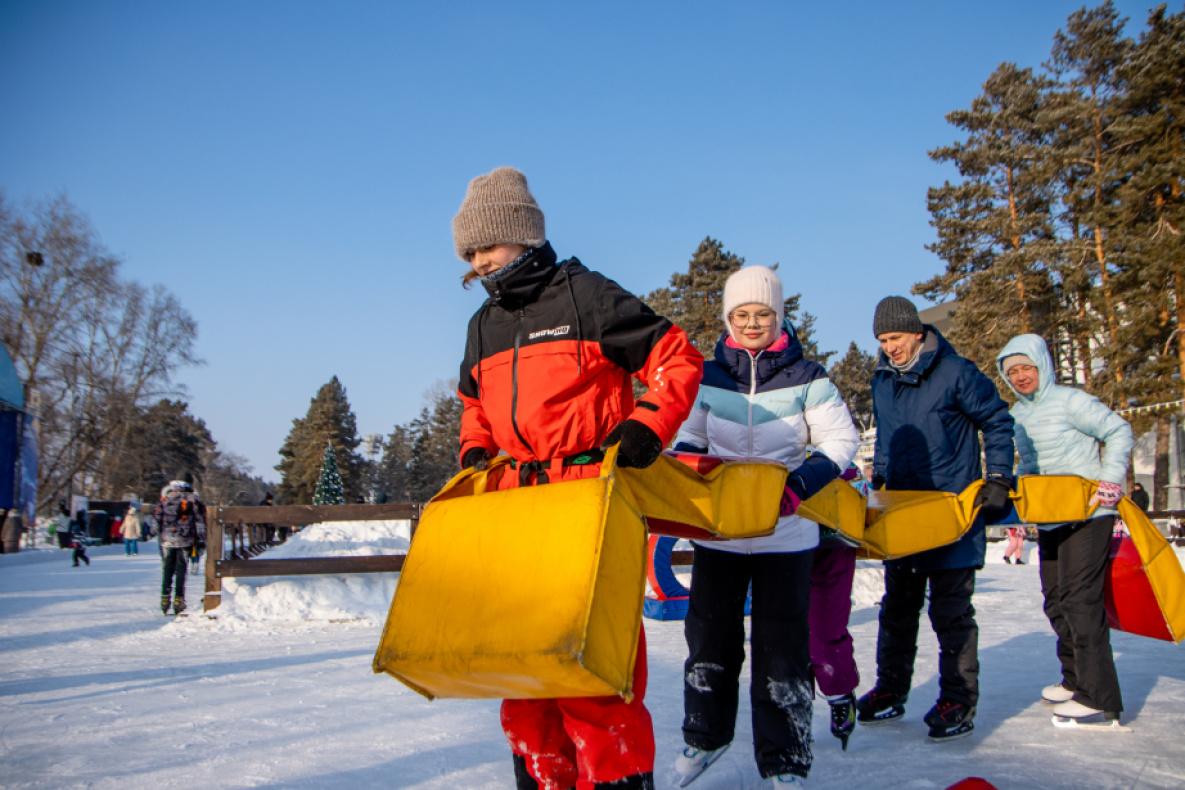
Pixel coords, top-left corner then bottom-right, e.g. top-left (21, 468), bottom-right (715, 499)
top-left (452, 167), bottom-right (546, 260)
top-left (722, 266), bottom-right (784, 342)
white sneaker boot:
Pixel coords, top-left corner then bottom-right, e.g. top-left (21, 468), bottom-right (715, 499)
top-left (675, 744), bottom-right (729, 788)
top-left (1041, 682), bottom-right (1074, 704)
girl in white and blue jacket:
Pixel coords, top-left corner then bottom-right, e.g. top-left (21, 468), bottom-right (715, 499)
top-left (672, 266), bottom-right (859, 788)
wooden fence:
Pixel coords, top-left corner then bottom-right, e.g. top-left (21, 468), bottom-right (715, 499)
top-left (202, 502), bottom-right (1185, 612)
top-left (203, 503), bottom-right (422, 612)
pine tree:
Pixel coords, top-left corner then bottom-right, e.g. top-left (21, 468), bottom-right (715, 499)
top-left (917, 62), bottom-right (1061, 368)
top-left (827, 343), bottom-right (877, 430)
top-left (646, 237), bottom-right (744, 355)
top-left (376, 425), bottom-right (414, 503)
top-left (1044, 1), bottom-right (1135, 395)
top-left (313, 441), bottom-right (346, 505)
top-left (276, 376), bottom-right (364, 504)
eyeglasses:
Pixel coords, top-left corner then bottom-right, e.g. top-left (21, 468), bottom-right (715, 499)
top-left (729, 310), bottom-right (776, 328)
top-left (1006, 364), bottom-right (1038, 379)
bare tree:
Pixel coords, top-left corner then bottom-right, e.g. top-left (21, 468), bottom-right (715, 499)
top-left (0, 192), bottom-right (201, 510)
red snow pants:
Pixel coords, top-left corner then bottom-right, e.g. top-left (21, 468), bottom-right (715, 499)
top-left (493, 460), bottom-right (656, 790)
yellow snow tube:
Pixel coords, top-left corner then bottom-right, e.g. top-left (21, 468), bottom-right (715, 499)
top-left (373, 446), bottom-right (647, 701)
top-left (618, 452), bottom-right (786, 540)
top-left (798, 479), bottom-right (985, 561)
top-left (1012, 475), bottom-right (1185, 644)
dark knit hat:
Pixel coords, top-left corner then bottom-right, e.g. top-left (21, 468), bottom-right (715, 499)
top-left (452, 167), bottom-right (546, 261)
top-left (873, 296), bottom-right (924, 337)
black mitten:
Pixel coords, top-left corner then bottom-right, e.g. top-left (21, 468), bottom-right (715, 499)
top-left (600, 420), bottom-right (663, 469)
top-left (973, 476), bottom-right (1013, 523)
top-left (461, 447), bottom-right (492, 471)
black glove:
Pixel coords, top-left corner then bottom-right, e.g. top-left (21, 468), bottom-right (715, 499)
top-left (871, 475), bottom-right (885, 492)
top-left (461, 447), bottom-right (492, 471)
top-left (600, 420), bottom-right (664, 469)
top-left (974, 476), bottom-right (1013, 523)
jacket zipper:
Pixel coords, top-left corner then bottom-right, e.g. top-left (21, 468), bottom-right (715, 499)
top-left (746, 349), bottom-right (761, 555)
top-left (511, 309), bottom-right (536, 459)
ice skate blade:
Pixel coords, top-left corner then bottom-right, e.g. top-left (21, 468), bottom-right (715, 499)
top-left (675, 744), bottom-right (729, 787)
top-left (1051, 715), bottom-right (1131, 731)
top-left (927, 721), bottom-right (974, 741)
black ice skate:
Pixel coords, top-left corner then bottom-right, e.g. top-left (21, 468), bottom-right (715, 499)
top-left (828, 693), bottom-right (856, 750)
top-left (173, 596), bottom-right (187, 616)
top-left (856, 686), bottom-right (907, 723)
top-left (924, 699), bottom-right (976, 740)
top-left (161, 596), bottom-right (172, 615)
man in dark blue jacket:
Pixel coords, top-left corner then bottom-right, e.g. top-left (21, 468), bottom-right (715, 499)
top-left (856, 296), bottom-right (1014, 741)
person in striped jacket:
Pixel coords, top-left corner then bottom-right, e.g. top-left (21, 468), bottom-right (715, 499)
top-left (671, 266), bottom-right (859, 788)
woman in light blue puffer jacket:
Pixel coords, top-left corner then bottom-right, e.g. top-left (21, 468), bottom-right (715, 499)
top-left (996, 334), bottom-right (1133, 725)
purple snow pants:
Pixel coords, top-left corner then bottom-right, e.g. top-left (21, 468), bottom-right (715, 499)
top-left (809, 543), bottom-right (859, 697)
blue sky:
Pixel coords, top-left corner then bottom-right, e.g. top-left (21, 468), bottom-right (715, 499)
top-left (0, 1), bottom-right (1163, 480)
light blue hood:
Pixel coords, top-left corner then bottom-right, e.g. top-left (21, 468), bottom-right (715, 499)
top-left (996, 334), bottom-right (1054, 403)
top-left (996, 334), bottom-right (1133, 487)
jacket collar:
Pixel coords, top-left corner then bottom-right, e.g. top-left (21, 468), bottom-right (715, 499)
top-left (875, 325), bottom-right (949, 385)
top-left (714, 320), bottom-right (803, 385)
top-left (481, 242), bottom-right (559, 310)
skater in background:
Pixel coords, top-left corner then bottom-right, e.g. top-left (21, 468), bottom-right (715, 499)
top-left (858, 297), bottom-right (1014, 740)
top-left (809, 463), bottom-right (868, 752)
top-left (155, 478), bottom-right (207, 616)
top-left (453, 167), bottom-right (703, 790)
top-left (70, 510), bottom-right (90, 567)
top-left (671, 266), bottom-right (859, 787)
top-left (1002, 525), bottom-right (1025, 565)
top-left (997, 334), bottom-right (1133, 726)
top-left (121, 505), bottom-right (142, 556)
top-left (1129, 482), bottom-right (1149, 512)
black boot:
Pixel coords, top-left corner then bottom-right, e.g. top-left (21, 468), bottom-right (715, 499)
top-left (856, 686), bottom-right (908, 723)
top-left (924, 699), bottom-right (976, 740)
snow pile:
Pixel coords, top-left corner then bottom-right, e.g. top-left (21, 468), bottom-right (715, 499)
top-left (217, 519), bottom-right (409, 625)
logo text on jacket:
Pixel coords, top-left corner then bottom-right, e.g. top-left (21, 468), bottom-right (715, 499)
top-left (528, 325), bottom-right (571, 340)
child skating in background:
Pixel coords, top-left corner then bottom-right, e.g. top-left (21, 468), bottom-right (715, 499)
top-left (671, 266), bottom-right (859, 787)
top-left (1003, 526), bottom-right (1025, 564)
top-left (453, 167), bottom-right (703, 790)
top-left (70, 511), bottom-right (90, 567)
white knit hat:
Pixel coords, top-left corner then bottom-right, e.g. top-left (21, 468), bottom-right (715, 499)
top-left (1001, 353), bottom-right (1037, 374)
top-left (722, 266), bottom-right (783, 342)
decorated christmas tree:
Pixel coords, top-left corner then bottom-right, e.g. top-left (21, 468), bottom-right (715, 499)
top-left (313, 441), bottom-right (346, 505)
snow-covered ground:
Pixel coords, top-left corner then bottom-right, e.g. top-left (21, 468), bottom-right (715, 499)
top-left (1, 528), bottom-right (1183, 789)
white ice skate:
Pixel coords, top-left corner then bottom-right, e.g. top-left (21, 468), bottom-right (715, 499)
top-left (1051, 699), bottom-right (1131, 731)
top-left (675, 744), bottom-right (729, 787)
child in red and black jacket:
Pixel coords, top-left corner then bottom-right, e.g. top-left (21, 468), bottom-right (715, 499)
top-left (453, 167), bottom-right (703, 790)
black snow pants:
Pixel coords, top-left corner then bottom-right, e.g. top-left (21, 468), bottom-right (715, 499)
top-left (876, 564), bottom-right (979, 706)
top-left (682, 545), bottom-right (813, 780)
top-left (161, 547), bottom-right (189, 600)
top-left (1038, 515), bottom-right (1122, 714)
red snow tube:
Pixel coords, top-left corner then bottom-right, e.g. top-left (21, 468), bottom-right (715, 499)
top-left (1105, 535), bottom-right (1174, 642)
top-left (945, 780), bottom-right (997, 790)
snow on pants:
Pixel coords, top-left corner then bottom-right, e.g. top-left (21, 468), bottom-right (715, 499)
top-left (501, 627), bottom-right (654, 790)
top-left (683, 544), bottom-right (813, 780)
top-left (1038, 515), bottom-right (1122, 714)
top-left (161, 547), bottom-right (188, 599)
top-left (494, 459), bottom-right (655, 790)
top-left (809, 543), bottom-right (859, 697)
top-left (876, 565), bottom-right (979, 707)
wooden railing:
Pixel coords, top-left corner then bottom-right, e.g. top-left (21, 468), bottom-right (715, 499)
top-left (203, 503), bottom-right (422, 612)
